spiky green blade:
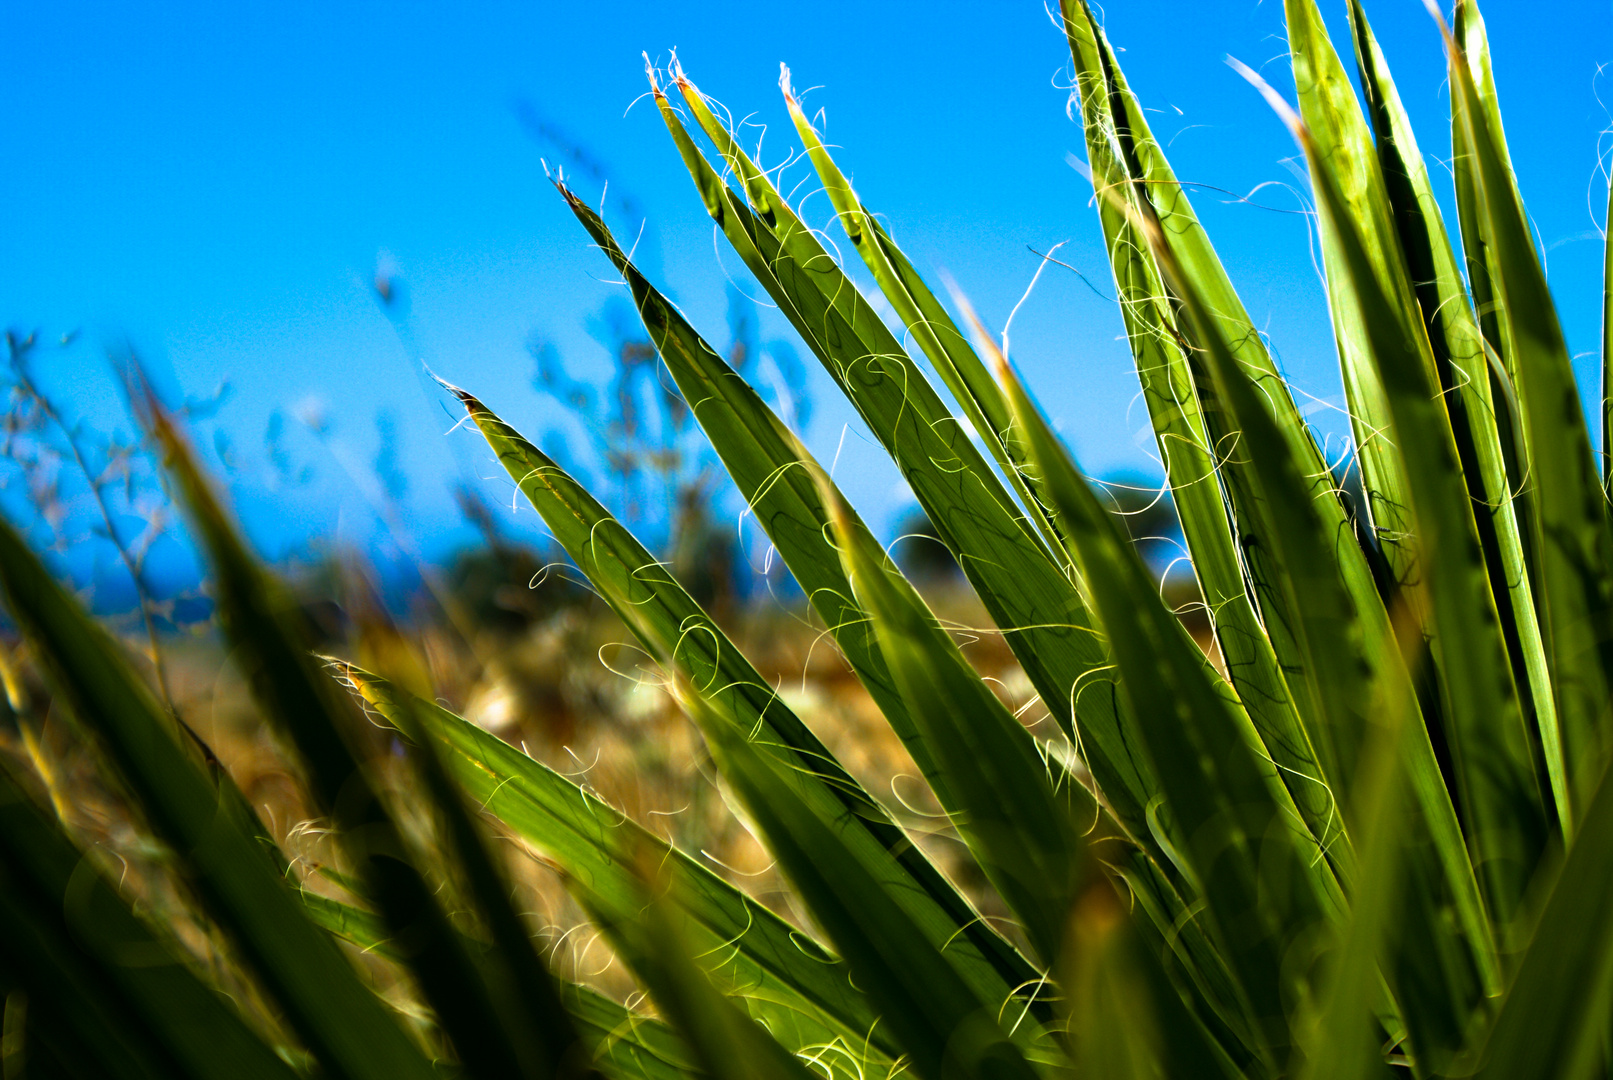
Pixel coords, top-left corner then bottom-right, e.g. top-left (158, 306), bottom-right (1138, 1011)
top-left (1452, 0), bottom-right (1529, 281)
top-left (1606, 158), bottom-right (1613, 500)
top-left (781, 73), bottom-right (1345, 970)
top-left (145, 398), bottom-right (550, 1080)
top-left (558, 986), bottom-right (703, 1080)
top-left (0, 516), bottom-right (437, 1080)
top-left (1105, 853), bottom-right (1268, 1073)
top-left (452, 388), bottom-right (1043, 1024)
top-left (1060, 0), bottom-right (1338, 868)
top-left (1057, 0), bottom-right (1386, 661)
top-left (589, 862), bottom-right (820, 1080)
top-left (817, 436), bottom-right (1258, 1064)
top-left (385, 691), bottom-right (595, 1079)
top-left (999, 334), bottom-right (1339, 1066)
top-left (1062, 0), bottom-right (1496, 1004)
top-left (1472, 763), bottom-right (1613, 1080)
top-left (817, 468), bottom-right (1086, 964)
top-left (416, 181), bottom-right (1231, 1058)
top-left (1284, 566), bottom-right (1421, 1079)
top-left (1058, 11), bottom-right (1467, 903)
top-left (1259, 49), bottom-right (1550, 936)
top-left (1286, 2), bottom-right (1531, 1041)
top-left (1085, 138), bottom-right (1479, 1059)
top-left (558, 183), bottom-right (1052, 991)
top-left (1285, 0), bottom-right (1548, 900)
top-left (683, 691), bottom-right (1048, 1080)
top-left (777, 74), bottom-right (1061, 555)
top-left (1060, 0), bottom-right (1395, 852)
top-left (338, 665), bottom-right (901, 1073)
top-left (555, 184), bottom-right (932, 790)
top-left (1285, 0), bottom-right (1432, 611)
top-left (297, 889), bottom-right (703, 1080)
top-left (0, 764), bottom-right (300, 1080)
top-left (649, 68), bottom-right (1167, 860)
top-left (1072, 11), bottom-right (1366, 923)
top-left (1346, 0), bottom-right (1566, 838)
top-left (1446, 2), bottom-right (1534, 596)
top-left (1295, 710), bottom-right (1412, 1080)
top-left (1449, 0), bottom-right (1613, 820)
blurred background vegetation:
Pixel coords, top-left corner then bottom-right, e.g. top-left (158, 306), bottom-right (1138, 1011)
top-left (0, 303), bottom-right (1188, 1010)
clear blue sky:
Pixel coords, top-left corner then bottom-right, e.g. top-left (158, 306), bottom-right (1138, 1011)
top-left (4, 1), bottom-right (1610, 573)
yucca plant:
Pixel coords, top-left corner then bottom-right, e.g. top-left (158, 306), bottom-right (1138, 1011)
top-left (5, 0), bottom-right (1613, 1077)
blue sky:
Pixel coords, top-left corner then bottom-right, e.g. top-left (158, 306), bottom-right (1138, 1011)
top-left (4, 0), bottom-right (1610, 575)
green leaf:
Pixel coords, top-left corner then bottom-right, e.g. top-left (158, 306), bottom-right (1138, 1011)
top-left (297, 887), bottom-right (703, 1080)
top-left (1284, 0), bottom-right (1433, 611)
top-left (649, 63), bottom-right (1168, 863)
top-left (555, 185), bottom-right (920, 772)
top-left (337, 664), bottom-right (900, 1076)
top-left (556, 182), bottom-right (1043, 990)
top-left (1287, 0), bottom-right (1523, 1047)
top-left (1295, 658), bottom-right (1418, 1080)
top-left (1062, 883), bottom-right (1237, 1080)
top-left (1057, 0), bottom-right (1387, 677)
top-left (817, 464), bottom-right (1087, 964)
top-left (1446, 1), bottom-right (1538, 633)
top-left (1107, 851), bottom-right (1270, 1074)
top-left (1060, 0), bottom-right (1340, 877)
top-left (1346, 0), bottom-right (1567, 841)
top-left (0, 763), bottom-right (299, 1080)
top-left (683, 690), bottom-right (1049, 1080)
top-left (385, 689), bottom-right (595, 1079)
top-left (777, 71), bottom-right (1062, 555)
top-left (0, 511), bottom-right (437, 1080)
top-left (587, 855), bottom-right (820, 1080)
top-left (1059, 1), bottom-right (1410, 899)
top-left (451, 385), bottom-right (1048, 1024)
top-left (1062, 0), bottom-right (1497, 1016)
top-left (557, 985), bottom-right (704, 1080)
top-left (1247, 41), bottom-right (1550, 943)
top-left (1057, 26), bottom-right (1484, 969)
top-left (1449, 0), bottom-right (1613, 821)
top-left (996, 321), bottom-right (1335, 1066)
top-left (1472, 762), bottom-right (1613, 1080)
top-left (144, 395), bottom-right (547, 1080)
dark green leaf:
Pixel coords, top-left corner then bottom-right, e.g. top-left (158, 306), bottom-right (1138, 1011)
top-left (998, 317), bottom-right (1343, 1065)
top-left (451, 386), bottom-right (1045, 1026)
top-left (685, 691), bottom-right (1050, 1080)
top-left (556, 182), bottom-right (1043, 991)
top-left (0, 509), bottom-right (437, 1080)
top-left (651, 64), bottom-right (1167, 865)
top-left (818, 465), bottom-right (1087, 963)
top-left (0, 763), bottom-right (299, 1080)
top-left (337, 665), bottom-right (897, 1076)
top-left (145, 394), bottom-right (544, 1079)
top-left (1449, 0), bottom-right (1613, 823)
